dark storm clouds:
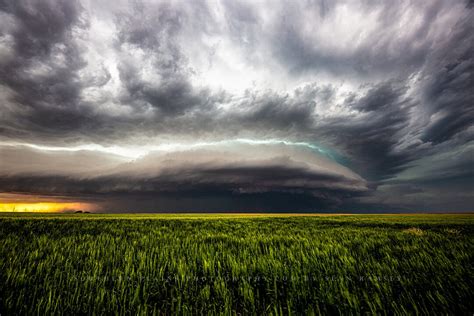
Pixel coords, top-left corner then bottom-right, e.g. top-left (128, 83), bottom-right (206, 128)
top-left (0, 0), bottom-right (473, 212)
top-left (0, 143), bottom-right (368, 211)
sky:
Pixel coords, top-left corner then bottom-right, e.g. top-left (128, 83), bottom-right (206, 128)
top-left (0, 0), bottom-right (473, 212)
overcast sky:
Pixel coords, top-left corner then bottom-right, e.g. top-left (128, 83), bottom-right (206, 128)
top-left (0, 0), bottom-right (473, 212)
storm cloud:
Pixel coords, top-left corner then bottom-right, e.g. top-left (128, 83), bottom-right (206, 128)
top-left (0, 0), bottom-right (472, 212)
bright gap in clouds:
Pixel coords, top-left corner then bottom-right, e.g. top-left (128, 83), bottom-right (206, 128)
top-left (4, 139), bottom-right (344, 162)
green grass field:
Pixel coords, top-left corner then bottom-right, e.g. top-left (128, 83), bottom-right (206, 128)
top-left (0, 213), bottom-right (473, 315)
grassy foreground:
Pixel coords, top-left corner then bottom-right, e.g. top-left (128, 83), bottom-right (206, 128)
top-left (0, 214), bottom-right (473, 315)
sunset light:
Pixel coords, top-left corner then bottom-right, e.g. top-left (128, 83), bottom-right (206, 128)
top-left (0, 202), bottom-right (95, 213)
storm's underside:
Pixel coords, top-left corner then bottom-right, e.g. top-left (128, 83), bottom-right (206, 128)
top-left (0, 0), bottom-right (473, 212)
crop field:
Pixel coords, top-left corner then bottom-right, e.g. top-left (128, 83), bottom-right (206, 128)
top-left (0, 213), bottom-right (473, 315)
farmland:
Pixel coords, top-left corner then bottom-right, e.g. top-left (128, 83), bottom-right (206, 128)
top-left (0, 213), bottom-right (473, 314)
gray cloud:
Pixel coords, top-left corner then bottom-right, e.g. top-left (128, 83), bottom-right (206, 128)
top-left (418, 10), bottom-right (474, 144)
top-left (0, 143), bottom-right (368, 211)
top-left (0, 0), bottom-right (472, 212)
top-left (0, 0), bottom-right (92, 142)
top-left (267, 1), bottom-right (450, 78)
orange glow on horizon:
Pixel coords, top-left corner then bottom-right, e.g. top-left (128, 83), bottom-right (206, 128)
top-left (0, 202), bottom-right (96, 213)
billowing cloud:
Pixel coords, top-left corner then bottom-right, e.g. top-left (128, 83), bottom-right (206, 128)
top-left (0, 142), bottom-right (368, 210)
top-left (0, 0), bottom-right (472, 212)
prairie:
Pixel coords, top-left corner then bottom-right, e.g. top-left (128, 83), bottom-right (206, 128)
top-left (0, 213), bottom-right (473, 314)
